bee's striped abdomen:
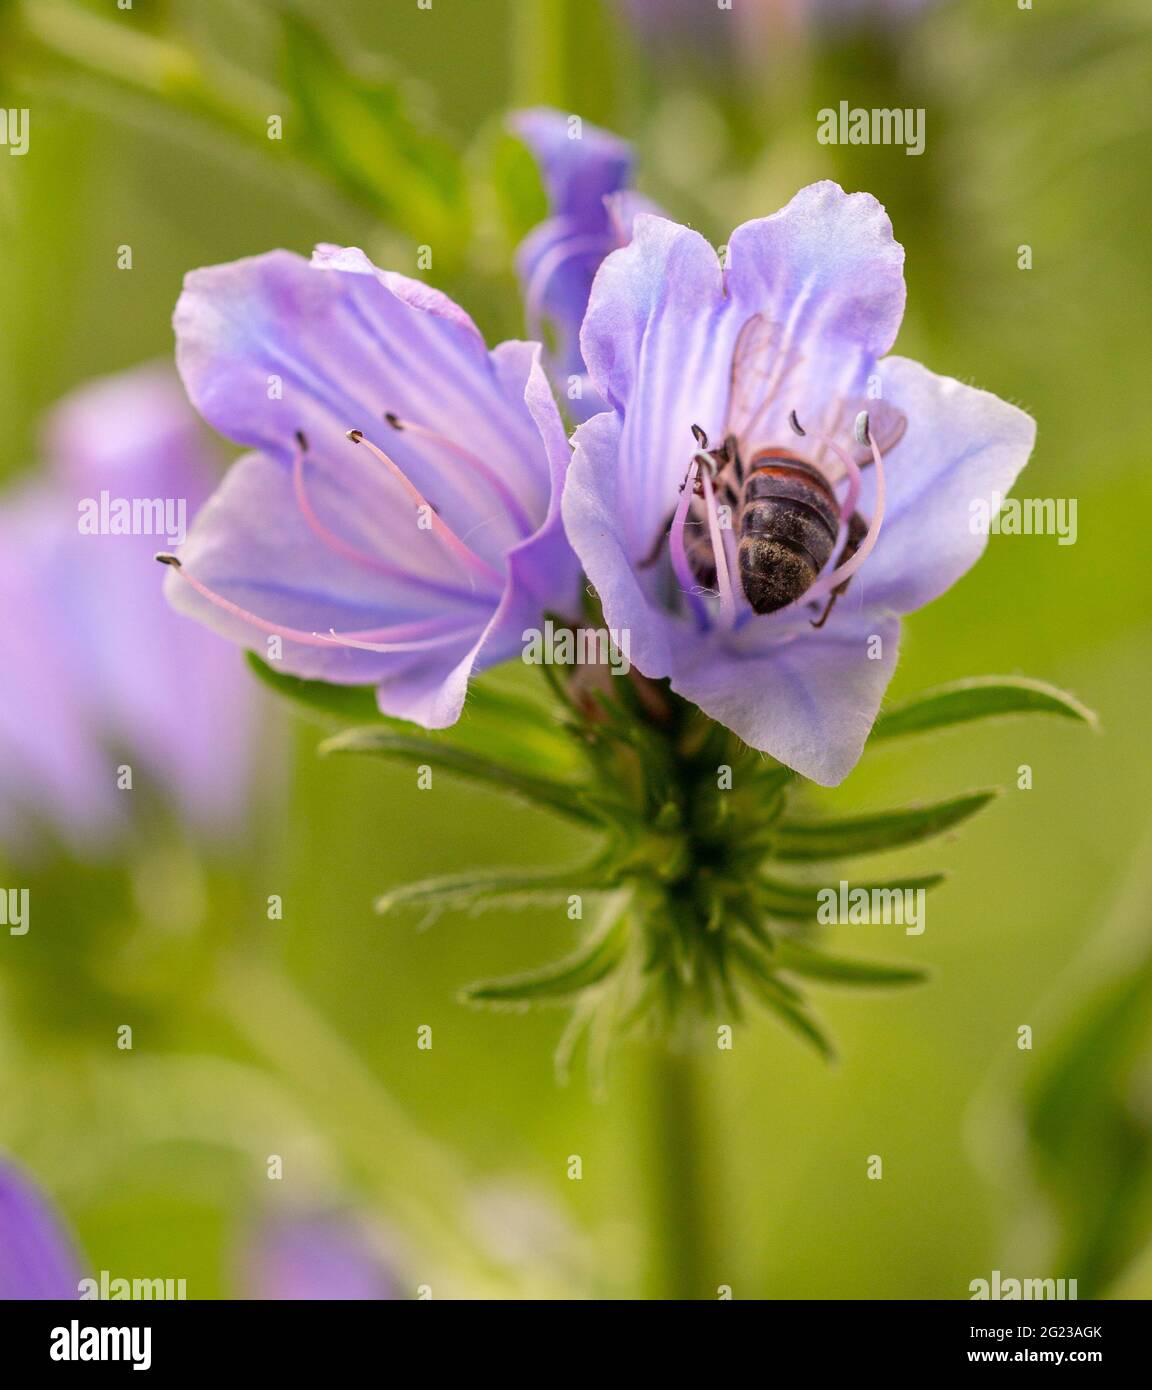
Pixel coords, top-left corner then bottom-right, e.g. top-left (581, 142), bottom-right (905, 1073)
top-left (737, 456), bottom-right (840, 614)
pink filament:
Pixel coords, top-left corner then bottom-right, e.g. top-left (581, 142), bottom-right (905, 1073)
top-left (293, 440), bottom-right (411, 580)
top-left (805, 420), bottom-right (887, 603)
top-left (291, 436), bottom-right (495, 607)
top-left (667, 459), bottom-right (709, 629)
top-left (347, 430), bottom-right (505, 590)
top-left (385, 415), bottom-right (536, 538)
top-left (789, 419), bottom-right (864, 576)
top-left (160, 558), bottom-right (473, 653)
top-left (700, 465), bottom-right (736, 630)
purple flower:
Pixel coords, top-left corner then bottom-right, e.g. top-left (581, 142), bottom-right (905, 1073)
top-left (239, 1213), bottom-right (400, 1301)
top-left (615, 0), bottom-right (935, 51)
top-left (0, 1158), bottom-right (401, 1301)
top-left (0, 1158), bottom-right (83, 1299)
top-left (165, 246), bottom-right (580, 729)
top-left (563, 182), bottom-right (1035, 785)
top-left (512, 108), bottom-right (659, 422)
top-left (0, 366), bottom-right (258, 853)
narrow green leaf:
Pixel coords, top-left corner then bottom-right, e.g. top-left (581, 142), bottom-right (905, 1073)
top-left (751, 979), bottom-right (837, 1060)
top-left (760, 872), bottom-right (946, 920)
top-left (247, 655), bottom-right (382, 725)
top-left (486, 124), bottom-right (548, 245)
top-left (376, 864), bottom-right (614, 917)
top-left (872, 677), bottom-right (1097, 743)
top-left (321, 727), bottom-right (604, 827)
top-left (281, 13), bottom-right (464, 250)
top-left (774, 939), bottom-right (929, 987)
top-left (462, 917), bottom-right (629, 1006)
top-left (730, 941), bottom-right (837, 1060)
top-left (248, 656), bottom-right (580, 776)
top-left (773, 791), bottom-right (997, 861)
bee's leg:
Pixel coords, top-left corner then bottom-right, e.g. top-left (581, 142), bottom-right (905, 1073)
top-left (655, 435), bottom-right (722, 572)
top-left (810, 590), bottom-right (841, 630)
top-left (810, 511), bottom-right (868, 629)
top-left (638, 510), bottom-right (675, 570)
top-left (724, 435), bottom-right (743, 486)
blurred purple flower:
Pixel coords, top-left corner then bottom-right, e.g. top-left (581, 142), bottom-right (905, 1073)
top-left (512, 109), bottom-right (660, 422)
top-left (164, 246), bottom-right (580, 729)
top-left (0, 1158), bottom-right (83, 1299)
top-left (240, 1213), bottom-right (400, 1301)
top-left (0, 1158), bottom-right (401, 1301)
top-left (615, 0), bottom-right (935, 53)
top-left (611, 0), bottom-right (933, 67)
top-left (563, 182), bottom-right (1034, 785)
top-left (810, 0), bottom-right (938, 23)
top-left (0, 365), bottom-right (258, 854)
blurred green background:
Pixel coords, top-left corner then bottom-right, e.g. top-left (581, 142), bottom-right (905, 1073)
top-left (1, 0), bottom-right (1150, 1299)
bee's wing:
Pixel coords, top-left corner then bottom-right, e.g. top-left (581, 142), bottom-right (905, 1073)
top-left (722, 313), bottom-right (789, 451)
top-left (818, 397), bottom-right (908, 483)
top-left (722, 312), bottom-right (906, 482)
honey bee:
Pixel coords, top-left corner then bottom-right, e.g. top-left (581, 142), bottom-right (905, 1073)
top-left (665, 314), bottom-right (905, 627)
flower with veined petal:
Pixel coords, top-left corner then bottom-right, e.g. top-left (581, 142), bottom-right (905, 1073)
top-left (512, 107), bottom-right (660, 423)
top-left (562, 181), bottom-right (1035, 785)
top-left (0, 1156), bottom-right (401, 1300)
top-left (0, 1158), bottom-right (84, 1300)
top-left (0, 365), bottom-right (258, 854)
top-left (239, 1212), bottom-right (400, 1301)
top-left (163, 245), bottom-right (581, 728)
top-left (614, 0), bottom-right (939, 53)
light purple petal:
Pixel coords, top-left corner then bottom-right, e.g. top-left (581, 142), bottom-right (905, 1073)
top-left (579, 214), bottom-right (740, 552)
top-left (511, 108), bottom-right (634, 227)
top-left (575, 184), bottom-right (905, 573)
top-left (0, 488), bottom-right (121, 851)
top-left (43, 365), bottom-right (259, 836)
top-left (564, 186), bottom-right (1023, 783)
top-left (0, 365), bottom-right (260, 849)
top-left (672, 613), bottom-right (902, 786)
top-left (847, 356), bottom-right (1037, 615)
top-left (175, 247), bottom-right (549, 560)
top-left (170, 250), bottom-right (579, 727)
top-left (372, 342), bottom-right (581, 727)
top-left (241, 1214), bottom-right (400, 1301)
top-left (724, 181), bottom-right (906, 450)
top-left (564, 409), bottom-right (677, 678)
top-left (615, 0), bottom-right (935, 52)
top-left (0, 1159), bottom-right (84, 1300)
top-left (512, 109), bottom-right (651, 422)
top-left (566, 412), bottom-right (900, 784)
top-left (165, 449), bottom-right (474, 688)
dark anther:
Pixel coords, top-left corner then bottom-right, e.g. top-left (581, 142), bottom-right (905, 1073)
top-left (384, 412), bottom-right (403, 431)
top-left (788, 410), bottom-right (806, 437)
top-left (346, 429), bottom-right (364, 444)
top-left (155, 552), bottom-right (182, 568)
top-left (691, 423), bottom-right (709, 448)
top-left (295, 429), bottom-right (309, 451)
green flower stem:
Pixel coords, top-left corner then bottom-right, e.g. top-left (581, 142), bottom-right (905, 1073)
top-left (649, 1043), bottom-right (716, 1301)
top-left (512, 0), bottom-right (568, 109)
